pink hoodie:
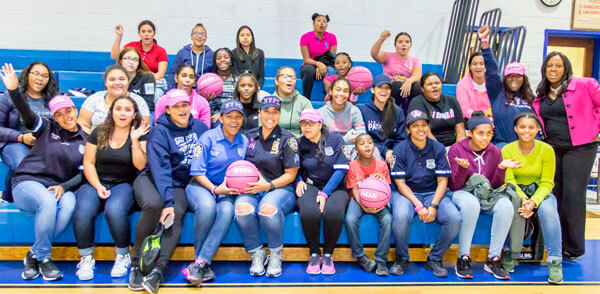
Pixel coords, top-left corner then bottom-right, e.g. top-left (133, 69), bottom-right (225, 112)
top-left (154, 89), bottom-right (211, 127)
top-left (456, 73), bottom-right (491, 119)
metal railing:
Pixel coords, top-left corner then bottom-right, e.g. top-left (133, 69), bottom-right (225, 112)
top-left (472, 8), bottom-right (502, 55)
top-left (442, 0), bottom-right (479, 84)
top-left (495, 26), bottom-right (527, 71)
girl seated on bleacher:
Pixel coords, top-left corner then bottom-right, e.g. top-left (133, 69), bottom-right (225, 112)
top-left (271, 66), bottom-right (312, 138)
top-left (456, 51), bottom-right (489, 120)
top-left (232, 26), bottom-right (265, 89)
top-left (300, 13), bottom-right (338, 100)
top-left (168, 23), bottom-right (215, 90)
top-left (0, 61), bottom-right (57, 202)
top-left (77, 65), bottom-right (150, 133)
top-left (1, 63), bottom-right (86, 281)
top-left (319, 77), bottom-right (365, 145)
top-left (207, 48), bottom-right (237, 124)
top-left (117, 47), bottom-right (156, 113)
top-left (233, 70), bottom-right (261, 133)
top-left (323, 53), bottom-right (367, 104)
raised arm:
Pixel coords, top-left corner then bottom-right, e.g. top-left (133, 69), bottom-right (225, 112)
top-left (371, 30), bottom-right (390, 63)
top-left (110, 25), bottom-right (124, 60)
top-left (1, 64), bottom-right (37, 129)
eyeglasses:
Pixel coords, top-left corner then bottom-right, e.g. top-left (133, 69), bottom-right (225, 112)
top-left (300, 121), bottom-right (319, 127)
top-left (192, 32), bottom-right (207, 37)
top-left (122, 56), bottom-right (140, 63)
top-left (278, 74), bottom-right (297, 81)
top-left (29, 71), bottom-right (50, 80)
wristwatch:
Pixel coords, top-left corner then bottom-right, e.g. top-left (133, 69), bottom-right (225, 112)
top-left (269, 181), bottom-right (275, 191)
top-left (429, 203), bottom-right (439, 209)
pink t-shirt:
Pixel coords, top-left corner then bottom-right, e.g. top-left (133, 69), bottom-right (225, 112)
top-left (300, 31), bottom-right (337, 60)
top-left (382, 52), bottom-right (421, 81)
top-left (154, 89), bottom-right (211, 127)
top-left (324, 74), bottom-right (358, 103)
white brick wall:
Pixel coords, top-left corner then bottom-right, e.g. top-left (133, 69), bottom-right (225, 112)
top-left (0, 0), bottom-right (574, 83)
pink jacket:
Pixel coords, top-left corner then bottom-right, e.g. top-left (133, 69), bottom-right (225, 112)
top-left (456, 73), bottom-right (491, 119)
top-left (154, 89), bottom-right (211, 127)
top-left (532, 77), bottom-right (600, 147)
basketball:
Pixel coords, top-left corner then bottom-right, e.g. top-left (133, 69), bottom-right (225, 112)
top-left (346, 66), bottom-right (373, 91)
top-left (358, 177), bottom-right (391, 209)
top-left (225, 160), bottom-right (260, 190)
top-left (197, 73), bottom-right (223, 98)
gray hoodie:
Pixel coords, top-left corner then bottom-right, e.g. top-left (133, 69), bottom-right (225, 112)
top-left (319, 101), bottom-right (366, 144)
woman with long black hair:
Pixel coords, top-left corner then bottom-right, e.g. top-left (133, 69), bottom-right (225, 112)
top-left (232, 26), bottom-right (265, 88)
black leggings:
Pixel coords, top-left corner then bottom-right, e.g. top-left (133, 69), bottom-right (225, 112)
top-left (391, 81), bottom-right (422, 115)
top-left (553, 142), bottom-right (597, 257)
top-left (297, 184), bottom-right (349, 255)
top-left (131, 170), bottom-right (187, 272)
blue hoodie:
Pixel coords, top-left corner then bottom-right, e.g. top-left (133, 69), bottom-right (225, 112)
top-left (360, 99), bottom-right (407, 156)
top-left (147, 113), bottom-right (209, 207)
top-left (167, 44), bottom-right (215, 90)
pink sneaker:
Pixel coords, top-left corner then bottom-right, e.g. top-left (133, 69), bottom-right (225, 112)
top-left (321, 255), bottom-right (335, 275)
top-left (306, 254), bottom-right (321, 275)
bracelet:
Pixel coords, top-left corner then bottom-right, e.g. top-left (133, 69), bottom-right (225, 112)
top-left (480, 37), bottom-right (489, 42)
top-left (131, 143), bottom-right (142, 150)
top-left (269, 181), bottom-right (275, 191)
top-left (429, 203), bottom-right (439, 209)
top-left (414, 205), bottom-right (425, 212)
top-left (318, 191), bottom-right (329, 200)
top-left (210, 186), bottom-right (217, 196)
top-left (17, 134), bottom-right (23, 143)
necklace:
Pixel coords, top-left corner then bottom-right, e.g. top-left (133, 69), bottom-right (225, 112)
top-left (550, 85), bottom-right (561, 95)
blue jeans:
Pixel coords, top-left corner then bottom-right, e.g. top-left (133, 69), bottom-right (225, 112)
top-left (451, 190), bottom-right (513, 257)
top-left (390, 190), bottom-right (461, 261)
top-left (535, 194), bottom-right (563, 262)
top-left (234, 186), bottom-right (295, 252)
top-left (73, 183), bottom-right (134, 256)
top-left (1, 143), bottom-right (30, 202)
top-left (12, 180), bottom-right (76, 260)
top-left (344, 198), bottom-right (392, 263)
top-left (186, 182), bottom-right (235, 264)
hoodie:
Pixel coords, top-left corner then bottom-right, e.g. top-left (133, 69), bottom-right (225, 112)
top-left (147, 113), bottom-right (209, 207)
top-left (319, 101), bottom-right (366, 144)
top-left (154, 89), bottom-right (211, 127)
top-left (447, 137), bottom-right (505, 191)
top-left (273, 89), bottom-right (312, 137)
top-left (167, 44), bottom-right (215, 90)
top-left (360, 99), bottom-right (407, 156)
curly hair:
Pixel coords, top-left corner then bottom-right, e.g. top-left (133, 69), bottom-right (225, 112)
top-left (95, 95), bottom-right (142, 150)
top-left (18, 61), bottom-right (59, 106)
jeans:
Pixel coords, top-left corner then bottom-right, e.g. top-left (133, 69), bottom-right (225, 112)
top-left (390, 190), bottom-right (461, 261)
top-left (533, 194), bottom-right (563, 262)
top-left (300, 64), bottom-right (336, 99)
top-left (1, 143), bottom-right (30, 202)
top-left (12, 180), bottom-right (76, 260)
top-left (344, 198), bottom-right (392, 263)
top-left (73, 183), bottom-right (134, 256)
top-left (186, 182), bottom-right (235, 264)
top-left (234, 186), bottom-right (296, 252)
top-left (154, 78), bottom-right (167, 104)
top-left (451, 190), bottom-right (513, 257)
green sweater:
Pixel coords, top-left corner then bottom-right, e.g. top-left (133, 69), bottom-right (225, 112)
top-left (273, 90), bottom-right (312, 137)
top-left (501, 140), bottom-right (555, 207)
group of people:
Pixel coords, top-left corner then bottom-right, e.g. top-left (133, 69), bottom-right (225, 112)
top-left (0, 12), bottom-right (598, 293)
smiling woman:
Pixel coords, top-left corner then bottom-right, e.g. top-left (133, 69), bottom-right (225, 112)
top-left (168, 23), bottom-right (215, 90)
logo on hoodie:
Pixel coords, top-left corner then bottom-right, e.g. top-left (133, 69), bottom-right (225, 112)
top-left (174, 133), bottom-right (199, 166)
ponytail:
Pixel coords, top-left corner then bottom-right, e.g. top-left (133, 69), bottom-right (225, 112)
top-left (316, 125), bottom-right (329, 162)
top-left (381, 98), bottom-right (397, 140)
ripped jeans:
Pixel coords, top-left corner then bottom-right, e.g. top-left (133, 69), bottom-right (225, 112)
top-left (234, 186), bottom-right (296, 253)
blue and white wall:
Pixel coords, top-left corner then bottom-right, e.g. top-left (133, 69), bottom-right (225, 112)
top-left (0, 0), bottom-right (574, 83)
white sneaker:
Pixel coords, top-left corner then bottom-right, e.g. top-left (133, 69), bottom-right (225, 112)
top-left (76, 255), bottom-right (95, 281)
top-left (111, 253), bottom-right (131, 277)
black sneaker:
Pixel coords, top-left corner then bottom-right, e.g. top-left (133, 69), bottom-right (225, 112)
top-left (389, 257), bottom-right (409, 276)
top-left (128, 266), bottom-right (144, 291)
top-left (202, 264), bottom-right (216, 282)
top-left (484, 256), bottom-right (509, 280)
top-left (375, 261), bottom-right (389, 276)
top-left (425, 258), bottom-right (448, 278)
top-left (142, 268), bottom-right (162, 294)
top-left (39, 257), bottom-right (62, 281)
top-left (455, 255), bottom-right (473, 279)
top-left (22, 250), bottom-right (39, 280)
top-left (563, 251), bottom-right (578, 262)
top-left (357, 255), bottom-right (376, 272)
top-left (182, 261), bottom-right (205, 286)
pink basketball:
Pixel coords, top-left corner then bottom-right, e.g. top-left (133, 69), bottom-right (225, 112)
top-left (346, 66), bottom-right (373, 91)
top-left (358, 177), bottom-right (391, 209)
top-left (197, 73), bottom-right (223, 98)
top-left (226, 160), bottom-right (259, 190)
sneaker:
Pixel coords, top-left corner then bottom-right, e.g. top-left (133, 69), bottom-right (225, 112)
top-left (182, 260), bottom-right (205, 286)
top-left (390, 257), bottom-right (409, 276)
top-left (375, 261), bottom-right (388, 276)
top-left (142, 268), bottom-right (162, 294)
top-left (321, 255), bottom-right (335, 275)
top-left (22, 250), bottom-right (39, 280)
top-left (39, 257), bottom-right (62, 281)
top-left (249, 248), bottom-right (267, 276)
top-left (76, 255), bottom-right (95, 281)
top-left (547, 260), bottom-right (563, 285)
top-left (502, 253), bottom-right (518, 273)
top-left (266, 251), bottom-right (283, 278)
top-left (111, 253), bottom-right (131, 278)
top-left (563, 251), bottom-right (578, 262)
top-left (306, 253), bottom-right (321, 275)
top-left (202, 264), bottom-right (216, 282)
top-left (455, 255), bottom-right (473, 279)
top-left (128, 267), bottom-right (144, 291)
top-left (484, 256), bottom-right (509, 280)
top-left (425, 258), bottom-right (448, 278)
top-left (357, 255), bottom-right (376, 272)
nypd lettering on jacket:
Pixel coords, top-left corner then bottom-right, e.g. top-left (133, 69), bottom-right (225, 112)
top-left (174, 133), bottom-right (199, 166)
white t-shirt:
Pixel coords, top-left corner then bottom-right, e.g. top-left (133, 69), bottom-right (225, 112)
top-left (81, 91), bottom-right (150, 132)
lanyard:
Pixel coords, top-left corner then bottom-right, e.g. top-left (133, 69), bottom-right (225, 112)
top-left (190, 45), bottom-right (206, 76)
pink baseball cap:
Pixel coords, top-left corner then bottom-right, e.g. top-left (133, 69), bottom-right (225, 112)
top-left (48, 95), bottom-right (75, 115)
top-left (298, 108), bottom-right (322, 123)
top-left (166, 89), bottom-right (190, 107)
top-left (504, 62), bottom-right (526, 77)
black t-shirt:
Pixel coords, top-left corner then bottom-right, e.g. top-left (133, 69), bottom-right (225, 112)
top-left (129, 72), bottom-right (155, 111)
top-left (88, 128), bottom-right (147, 188)
top-left (408, 94), bottom-right (464, 146)
top-left (242, 101), bottom-right (260, 134)
top-left (539, 95), bottom-right (572, 148)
